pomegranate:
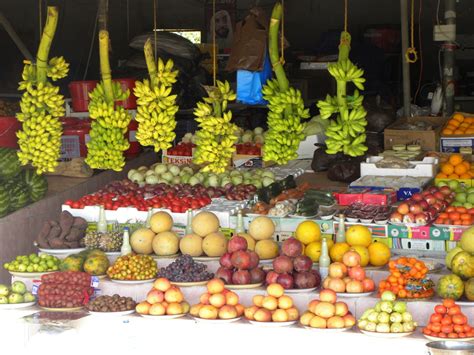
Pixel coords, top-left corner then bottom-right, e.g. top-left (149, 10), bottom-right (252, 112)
top-left (346, 280), bottom-right (364, 293)
top-left (342, 251), bottom-right (361, 267)
top-left (294, 271), bottom-right (317, 289)
top-left (293, 255), bottom-right (313, 272)
top-left (362, 278), bottom-right (375, 292)
top-left (273, 255), bottom-right (294, 274)
top-left (281, 237), bottom-right (303, 258)
top-left (277, 273), bottom-right (294, 289)
top-left (232, 270), bottom-right (251, 285)
top-left (265, 271), bottom-right (279, 285)
top-left (348, 266), bottom-right (366, 281)
top-left (328, 262), bottom-right (347, 278)
top-left (248, 251), bottom-right (259, 269)
top-left (249, 267), bottom-right (266, 284)
top-left (219, 252), bottom-right (233, 269)
top-left (228, 235), bottom-right (248, 253)
top-left (215, 267), bottom-right (233, 284)
top-left (231, 250), bottom-right (251, 270)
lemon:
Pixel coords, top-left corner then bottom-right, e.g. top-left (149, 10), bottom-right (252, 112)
top-left (368, 242), bottom-right (391, 266)
top-left (329, 242), bottom-right (350, 262)
top-left (295, 221), bottom-right (321, 245)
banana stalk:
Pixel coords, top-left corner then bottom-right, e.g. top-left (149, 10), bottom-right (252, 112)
top-left (316, 31), bottom-right (368, 157)
top-left (133, 39), bottom-right (179, 153)
top-left (85, 30), bottom-right (132, 171)
top-left (16, 6), bottom-right (69, 174)
top-left (262, 1), bottom-right (309, 165)
top-left (192, 81), bottom-right (237, 173)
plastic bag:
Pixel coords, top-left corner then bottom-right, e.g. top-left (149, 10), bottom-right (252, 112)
top-left (327, 157), bottom-right (362, 183)
top-left (311, 144), bottom-right (345, 172)
top-left (236, 53), bottom-right (271, 105)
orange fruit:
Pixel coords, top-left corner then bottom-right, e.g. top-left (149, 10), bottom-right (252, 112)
top-left (436, 173), bottom-right (448, 178)
top-left (441, 163), bottom-right (455, 175)
top-left (462, 161), bottom-right (471, 169)
top-left (454, 164), bottom-right (468, 175)
top-left (452, 113), bottom-right (465, 122)
top-left (454, 129), bottom-right (465, 135)
top-left (460, 123), bottom-right (470, 129)
top-left (449, 119), bottom-right (461, 128)
top-left (442, 128), bottom-right (453, 135)
top-left (448, 174), bottom-right (460, 179)
top-left (465, 129), bottom-right (474, 135)
top-left (460, 173), bottom-right (471, 179)
top-left (449, 154), bottom-right (463, 166)
top-left (465, 117), bottom-right (474, 124)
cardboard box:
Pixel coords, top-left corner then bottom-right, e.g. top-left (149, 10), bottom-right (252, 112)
top-left (384, 116), bottom-right (447, 151)
top-left (360, 156), bottom-right (439, 177)
top-left (162, 150), bottom-right (193, 166)
top-left (440, 112), bottom-right (474, 153)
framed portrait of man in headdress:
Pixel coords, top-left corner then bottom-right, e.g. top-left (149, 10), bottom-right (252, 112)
top-left (205, 0), bottom-right (236, 53)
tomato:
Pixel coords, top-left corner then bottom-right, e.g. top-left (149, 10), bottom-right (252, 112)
top-left (64, 200), bottom-right (74, 206)
top-left (441, 316), bottom-right (453, 325)
top-left (431, 323), bottom-right (442, 333)
top-left (443, 299), bottom-right (456, 308)
top-left (463, 325), bottom-right (472, 333)
top-left (441, 324), bottom-right (453, 334)
top-left (430, 314), bottom-right (443, 324)
top-left (448, 305), bottom-right (461, 316)
top-left (191, 201), bottom-right (200, 209)
top-left (454, 324), bottom-right (464, 333)
top-left (437, 332), bottom-right (447, 338)
top-left (422, 328), bottom-right (432, 335)
top-left (435, 305), bottom-right (447, 315)
top-left (452, 314), bottom-right (467, 325)
top-left (448, 332), bottom-right (459, 339)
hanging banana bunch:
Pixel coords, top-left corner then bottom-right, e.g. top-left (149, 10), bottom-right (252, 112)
top-left (262, 2), bottom-right (309, 165)
top-left (193, 81), bottom-right (237, 173)
top-left (85, 30), bottom-right (132, 171)
top-left (133, 39), bottom-right (179, 152)
top-left (316, 31), bottom-right (368, 157)
top-left (16, 7), bottom-right (69, 175)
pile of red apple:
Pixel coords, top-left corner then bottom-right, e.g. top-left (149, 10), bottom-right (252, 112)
top-left (166, 142), bottom-right (195, 156)
top-left (323, 251), bottom-right (375, 294)
top-left (216, 236), bottom-right (266, 285)
top-left (390, 186), bottom-right (454, 225)
top-left (300, 289), bottom-right (356, 329)
top-left (235, 143), bottom-right (262, 156)
top-left (265, 237), bottom-right (321, 290)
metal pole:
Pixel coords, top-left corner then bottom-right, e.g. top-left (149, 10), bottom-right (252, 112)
top-left (400, 0), bottom-right (411, 117)
top-left (0, 12), bottom-right (34, 61)
top-left (443, 0), bottom-right (456, 116)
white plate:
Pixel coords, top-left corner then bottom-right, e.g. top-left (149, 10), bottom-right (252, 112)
top-left (359, 329), bottom-right (414, 338)
top-left (40, 306), bottom-right (84, 312)
top-left (285, 287), bottom-right (318, 294)
top-left (192, 256), bottom-right (221, 262)
top-left (88, 309), bottom-right (135, 317)
top-left (109, 279), bottom-right (155, 284)
top-left (226, 283), bottom-right (263, 290)
top-left (140, 313), bottom-right (186, 320)
top-left (0, 301), bottom-right (36, 310)
top-left (304, 326), bottom-right (352, 332)
top-left (9, 271), bottom-right (53, 279)
top-left (105, 252), bottom-right (121, 257)
top-left (374, 220), bottom-right (389, 225)
top-left (246, 213), bottom-right (265, 218)
top-left (336, 291), bottom-right (374, 298)
top-left (38, 247), bottom-right (86, 255)
top-left (193, 316), bottom-right (241, 324)
top-left (248, 320), bottom-right (297, 327)
top-left (170, 280), bottom-right (208, 287)
top-left (288, 214), bottom-right (318, 219)
top-left (360, 219), bottom-right (373, 224)
top-left (346, 218), bottom-right (359, 223)
top-left (319, 214), bottom-right (336, 221)
top-left (152, 253), bottom-right (180, 259)
top-left (424, 335), bottom-right (474, 342)
top-left (453, 300), bottom-right (474, 306)
top-left (365, 265), bottom-right (385, 270)
top-left (259, 258), bottom-right (275, 264)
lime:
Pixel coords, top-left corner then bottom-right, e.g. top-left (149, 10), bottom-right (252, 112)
top-left (18, 264), bottom-right (27, 272)
top-left (26, 265), bottom-right (34, 272)
top-left (37, 266), bottom-right (45, 272)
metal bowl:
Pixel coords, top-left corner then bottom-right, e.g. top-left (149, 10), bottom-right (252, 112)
top-left (426, 341), bottom-right (474, 355)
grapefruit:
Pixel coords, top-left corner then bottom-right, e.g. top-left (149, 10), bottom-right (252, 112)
top-left (149, 212), bottom-right (173, 233)
top-left (350, 245), bottom-right (369, 267)
top-left (152, 231), bottom-right (179, 256)
top-left (179, 234), bottom-right (203, 256)
top-left (368, 242), bottom-right (391, 266)
top-left (202, 232), bottom-right (228, 257)
top-left (254, 239), bottom-right (279, 259)
top-left (130, 228), bottom-right (156, 254)
top-left (329, 242), bottom-right (351, 262)
top-left (345, 225), bottom-right (372, 247)
top-left (192, 212), bottom-right (220, 237)
top-left (248, 216), bottom-right (275, 240)
top-left (295, 221), bottom-right (321, 244)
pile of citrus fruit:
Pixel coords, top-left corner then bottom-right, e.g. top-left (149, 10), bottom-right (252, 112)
top-left (434, 206), bottom-right (474, 226)
top-left (379, 257), bottom-right (434, 299)
top-left (436, 153), bottom-right (474, 180)
top-left (442, 113), bottom-right (474, 136)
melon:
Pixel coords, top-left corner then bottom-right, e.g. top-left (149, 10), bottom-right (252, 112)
top-left (192, 211), bottom-right (220, 237)
top-left (248, 216), bottom-right (275, 240)
top-left (446, 246), bottom-right (463, 270)
top-left (130, 228), bottom-right (156, 254)
top-left (460, 226), bottom-right (474, 254)
top-left (465, 278), bottom-right (474, 301)
top-left (452, 251), bottom-right (474, 280)
top-left (239, 233), bottom-right (256, 251)
top-left (179, 234), bottom-right (203, 256)
top-left (202, 232), bottom-right (227, 257)
top-left (437, 274), bottom-right (464, 300)
top-left (152, 231), bottom-right (179, 256)
top-left (149, 212), bottom-right (173, 233)
top-left (255, 239), bottom-right (279, 259)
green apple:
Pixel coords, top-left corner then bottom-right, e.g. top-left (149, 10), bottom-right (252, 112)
top-left (0, 285), bottom-right (9, 297)
top-left (436, 181), bottom-right (448, 187)
top-left (11, 281), bottom-right (26, 295)
top-left (464, 203), bottom-right (473, 209)
top-left (8, 293), bottom-right (24, 304)
top-left (0, 296), bottom-right (8, 304)
top-left (448, 180), bottom-right (460, 190)
top-left (456, 193), bottom-right (467, 203)
top-left (467, 193), bottom-right (474, 204)
top-left (452, 202), bottom-right (463, 207)
top-left (23, 292), bottom-right (36, 303)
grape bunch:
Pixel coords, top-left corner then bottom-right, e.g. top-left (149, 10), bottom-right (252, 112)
top-left (157, 255), bottom-right (214, 282)
top-left (107, 254), bottom-right (157, 281)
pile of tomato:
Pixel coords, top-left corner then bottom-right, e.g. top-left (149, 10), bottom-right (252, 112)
top-left (235, 143), bottom-right (262, 155)
top-left (166, 143), bottom-right (194, 156)
top-left (378, 257), bottom-right (434, 299)
top-left (434, 206), bottom-right (474, 226)
top-left (64, 191), bottom-right (212, 212)
top-left (423, 299), bottom-right (474, 339)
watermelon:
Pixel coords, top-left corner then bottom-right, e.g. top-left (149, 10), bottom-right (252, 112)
top-left (0, 148), bottom-right (21, 180)
top-left (22, 169), bottom-right (48, 202)
top-left (9, 182), bottom-right (30, 211)
top-left (0, 186), bottom-right (9, 217)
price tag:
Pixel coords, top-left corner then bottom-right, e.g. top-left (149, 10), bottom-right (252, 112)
top-left (90, 276), bottom-right (100, 288)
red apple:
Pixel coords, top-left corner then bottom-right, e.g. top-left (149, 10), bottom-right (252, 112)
top-left (409, 203), bottom-right (422, 214)
top-left (403, 213), bottom-right (415, 223)
top-left (362, 278), bottom-right (375, 292)
top-left (424, 194), bottom-right (437, 206)
top-left (419, 200), bottom-right (429, 210)
top-left (432, 202), bottom-right (443, 212)
top-left (428, 186), bottom-right (439, 194)
top-left (426, 207), bottom-right (438, 219)
top-left (415, 212), bottom-right (428, 224)
top-left (439, 186), bottom-right (452, 196)
top-left (397, 203), bottom-right (410, 215)
top-left (390, 212), bottom-right (403, 223)
top-left (434, 192), bottom-right (445, 201)
top-left (412, 193), bottom-right (423, 202)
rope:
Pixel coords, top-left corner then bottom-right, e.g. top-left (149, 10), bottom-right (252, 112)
top-left (414, 0), bottom-right (423, 102)
top-left (280, 0), bottom-right (285, 65)
top-left (344, 0), bottom-right (348, 32)
top-left (39, 0), bottom-right (43, 35)
top-left (405, 0), bottom-right (418, 63)
top-left (153, 0), bottom-right (157, 61)
top-left (212, 0), bottom-right (217, 86)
